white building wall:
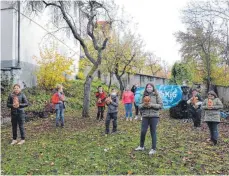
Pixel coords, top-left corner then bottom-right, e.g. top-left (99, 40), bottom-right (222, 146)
top-left (1, 2), bottom-right (16, 66)
top-left (1, 1), bottom-right (81, 87)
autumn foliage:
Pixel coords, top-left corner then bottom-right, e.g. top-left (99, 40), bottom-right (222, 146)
top-left (34, 47), bottom-right (74, 90)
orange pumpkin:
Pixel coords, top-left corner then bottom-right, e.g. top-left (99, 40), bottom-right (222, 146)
top-left (13, 96), bottom-right (19, 107)
top-left (143, 96), bottom-right (151, 104)
top-left (208, 99), bottom-right (213, 107)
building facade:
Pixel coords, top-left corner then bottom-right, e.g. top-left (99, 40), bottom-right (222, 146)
top-left (1, 1), bottom-right (81, 88)
top-left (100, 72), bottom-right (168, 89)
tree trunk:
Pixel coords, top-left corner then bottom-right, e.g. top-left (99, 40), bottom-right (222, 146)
top-left (206, 55), bottom-right (211, 92)
top-left (108, 72), bottom-right (112, 90)
top-left (115, 74), bottom-right (124, 98)
top-left (82, 65), bottom-right (97, 118)
top-left (97, 69), bottom-right (101, 80)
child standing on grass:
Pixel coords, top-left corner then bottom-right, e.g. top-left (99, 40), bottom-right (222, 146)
top-left (134, 85), bottom-right (142, 120)
top-left (95, 86), bottom-right (106, 121)
top-left (122, 86), bottom-right (134, 121)
top-left (187, 89), bottom-right (203, 128)
top-left (202, 91), bottom-right (223, 145)
top-left (52, 84), bottom-right (65, 127)
top-left (7, 84), bottom-right (28, 145)
top-left (135, 83), bottom-right (163, 155)
top-left (105, 89), bottom-right (119, 134)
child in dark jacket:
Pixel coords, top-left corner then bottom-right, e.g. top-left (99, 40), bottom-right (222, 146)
top-left (95, 86), bottom-right (106, 121)
top-left (105, 89), bottom-right (119, 134)
top-left (187, 89), bottom-right (203, 128)
top-left (7, 84), bottom-right (28, 145)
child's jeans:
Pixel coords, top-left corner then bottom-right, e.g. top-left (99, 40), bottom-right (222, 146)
top-left (105, 112), bottom-right (118, 134)
top-left (207, 122), bottom-right (219, 142)
top-left (189, 108), bottom-right (202, 127)
top-left (56, 108), bottom-right (64, 126)
top-left (125, 103), bottom-right (133, 118)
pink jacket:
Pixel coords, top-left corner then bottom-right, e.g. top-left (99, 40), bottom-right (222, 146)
top-left (122, 91), bottom-right (134, 104)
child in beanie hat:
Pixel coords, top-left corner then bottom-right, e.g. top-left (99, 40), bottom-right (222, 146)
top-left (202, 90), bottom-right (223, 145)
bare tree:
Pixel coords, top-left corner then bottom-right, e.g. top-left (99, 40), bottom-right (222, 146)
top-left (21, 0), bottom-right (117, 117)
top-left (176, 0), bottom-right (227, 91)
top-left (161, 59), bottom-right (169, 78)
top-left (144, 52), bottom-right (162, 76)
top-left (98, 30), bottom-right (144, 96)
top-left (182, 0), bottom-right (229, 65)
top-left (113, 32), bottom-right (144, 96)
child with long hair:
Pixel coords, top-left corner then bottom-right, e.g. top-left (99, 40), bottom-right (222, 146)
top-left (7, 84), bottom-right (28, 145)
top-left (122, 86), bottom-right (134, 121)
top-left (52, 84), bottom-right (65, 127)
top-left (135, 83), bottom-right (163, 155)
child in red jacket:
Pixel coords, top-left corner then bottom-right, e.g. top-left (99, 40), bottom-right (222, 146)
top-left (95, 86), bottom-right (106, 121)
top-left (122, 86), bottom-right (134, 121)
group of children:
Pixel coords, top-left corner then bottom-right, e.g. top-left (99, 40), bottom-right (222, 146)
top-left (7, 84), bottom-right (65, 145)
top-left (7, 82), bottom-right (224, 152)
top-left (95, 86), bottom-right (119, 134)
top-left (95, 83), bottom-right (163, 154)
top-left (186, 89), bottom-right (224, 145)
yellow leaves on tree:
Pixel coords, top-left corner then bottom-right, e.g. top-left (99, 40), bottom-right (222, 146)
top-left (212, 64), bottom-right (229, 86)
top-left (34, 47), bottom-right (74, 90)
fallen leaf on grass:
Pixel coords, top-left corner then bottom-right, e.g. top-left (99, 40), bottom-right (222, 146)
top-left (128, 170), bottom-right (133, 175)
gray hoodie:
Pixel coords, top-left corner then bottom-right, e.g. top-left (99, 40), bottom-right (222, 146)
top-left (107, 95), bottom-right (119, 113)
top-left (139, 93), bottom-right (163, 118)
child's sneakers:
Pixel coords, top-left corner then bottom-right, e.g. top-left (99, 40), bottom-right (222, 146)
top-left (149, 149), bottom-right (156, 155)
top-left (134, 116), bottom-right (138, 120)
top-left (10, 140), bottom-right (17, 145)
top-left (130, 118), bottom-right (133, 121)
top-left (135, 146), bottom-right (145, 151)
top-left (17, 140), bottom-right (25, 145)
top-left (126, 118), bottom-right (129, 121)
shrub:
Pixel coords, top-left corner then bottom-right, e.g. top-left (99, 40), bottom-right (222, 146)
top-left (33, 47), bottom-right (74, 90)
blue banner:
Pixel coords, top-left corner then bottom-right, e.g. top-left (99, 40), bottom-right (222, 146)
top-left (135, 85), bottom-right (183, 109)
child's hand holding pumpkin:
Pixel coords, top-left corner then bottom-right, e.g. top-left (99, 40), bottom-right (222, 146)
top-left (208, 99), bottom-right (213, 109)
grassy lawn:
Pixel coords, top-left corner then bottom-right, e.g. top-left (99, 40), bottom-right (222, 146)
top-left (1, 109), bottom-right (229, 175)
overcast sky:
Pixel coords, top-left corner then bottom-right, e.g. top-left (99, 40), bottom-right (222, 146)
top-left (114, 0), bottom-right (190, 66)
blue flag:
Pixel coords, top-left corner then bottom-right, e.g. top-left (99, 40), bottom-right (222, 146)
top-left (135, 85), bottom-right (183, 109)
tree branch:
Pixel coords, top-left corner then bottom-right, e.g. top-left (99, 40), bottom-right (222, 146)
top-left (120, 53), bottom-right (136, 77)
top-left (58, 1), bottom-right (96, 65)
top-left (101, 38), bottom-right (109, 50)
top-left (42, 1), bottom-right (60, 8)
top-left (87, 15), bottom-right (99, 50)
